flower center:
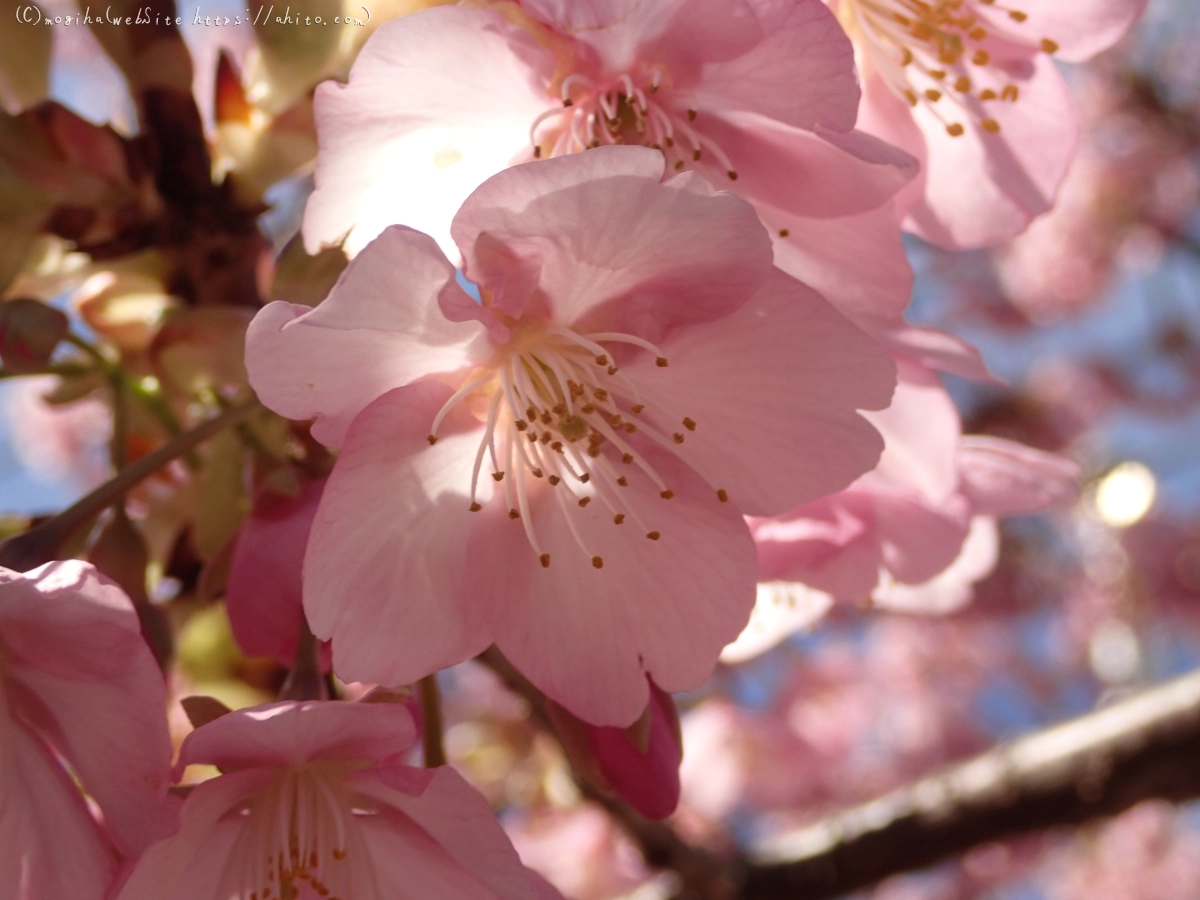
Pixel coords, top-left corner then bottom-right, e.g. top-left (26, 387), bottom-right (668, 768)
top-left (428, 322), bottom-right (719, 569)
top-left (841, 0), bottom-right (1060, 137)
top-left (230, 765), bottom-right (360, 900)
top-left (530, 70), bottom-right (739, 180)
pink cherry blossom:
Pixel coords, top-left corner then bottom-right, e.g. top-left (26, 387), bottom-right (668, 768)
top-left (302, 0), bottom-right (919, 328)
top-left (225, 477), bottom-right (331, 670)
top-left (0, 561), bottom-right (176, 900)
top-left (116, 700), bottom-right (550, 900)
top-left (835, 0), bottom-right (1149, 248)
top-left (730, 359), bottom-right (1080, 659)
top-left (247, 147), bottom-right (896, 724)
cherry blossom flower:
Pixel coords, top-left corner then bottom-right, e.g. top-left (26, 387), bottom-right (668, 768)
top-left (725, 360), bottom-right (1079, 661)
top-left (834, 0), bottom-right (1149, 248)
top-left (116, 700), bottom-right (551, 900)
top-left (0, 561), bottom-right (176, 900)
top-left (247, 147), bottom-right (896, 724)
top-left (225, 477), bottom-right (331, 670)
top-left (302, 0), bottom-right (919, 328)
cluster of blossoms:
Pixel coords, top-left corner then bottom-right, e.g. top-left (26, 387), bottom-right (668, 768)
top-left (0, 0), bottom-right (1163, 897)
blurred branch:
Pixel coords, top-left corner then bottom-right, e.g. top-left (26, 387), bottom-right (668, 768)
top-left (0, 399), bottom-right (261, 572)
top-left (744, 667), bottom-right (1200, 899)
top-left (482, 648), bottom-right (1200, 900)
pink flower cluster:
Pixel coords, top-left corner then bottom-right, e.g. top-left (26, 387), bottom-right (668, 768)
top-left (4, 0), bottom-right (1152, 896)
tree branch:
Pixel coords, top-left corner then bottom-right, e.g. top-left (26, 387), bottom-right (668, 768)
top-left (481, 649), bottom-right (1200, 900)
top-left (743, 668), bottom-right (1200, 899)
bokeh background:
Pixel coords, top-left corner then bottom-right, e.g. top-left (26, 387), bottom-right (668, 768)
top-left (2, 0), bottom-right (1199, 897)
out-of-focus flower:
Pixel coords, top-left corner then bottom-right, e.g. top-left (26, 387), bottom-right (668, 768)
top-left (835, 0), bottom-right (1149, 248)
top-left (1045, 801), bottom-right (1200, 900)
top-left (2, 374), bottom-right (111, 489)
top-left (508, 806), bottom-right (658, 900)
top-left (303, 0), bottom-right (918, 326)
top-left (0, 561), bottom-right (177, 898)
top-left (247, 147), bottom-right (895, 724)
top-left (116, 700), bottom-right (550, 900)
top-left (728, 361), bottom-right (1079, 660)
top-left (996, 67), bottom-right (1200, 321)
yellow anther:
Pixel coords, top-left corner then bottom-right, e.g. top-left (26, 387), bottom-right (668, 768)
top-left (646, 531), bottom-right (661, 541)
top-left (592, 556), bottom-right (604, 569)
top-left (716, 488), bottom-right (728, 503)
top-left (1041, 38), bottom-right (1059, 53)
top-left (946, 123), bottom-right (965, 137)
top-left (540, 553), bottom-right (551, 568)
top-left (981, 118), bottom-right (1001, 133)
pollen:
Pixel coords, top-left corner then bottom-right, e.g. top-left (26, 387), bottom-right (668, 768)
top-left (842, 0), bottom-right (1032, 138)
top-left (424, 320), bottom-right (700, 570)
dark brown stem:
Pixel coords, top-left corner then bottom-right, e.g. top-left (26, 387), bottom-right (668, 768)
top-left (0, 399), bottom-right (261, 572)
top-left (419, 674), bottom-right (447, 768)
top-left (278, 615), bottom-right (328, 702)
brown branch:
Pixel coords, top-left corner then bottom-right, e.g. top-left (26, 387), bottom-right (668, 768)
top-left (742, 668), bottom-right (1200, 899)
top-left (481, 650), bottom-right (1200, 900)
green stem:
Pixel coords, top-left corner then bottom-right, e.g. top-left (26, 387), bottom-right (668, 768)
top-left (419, 674), bottom-right (446, 768)
top-left (0, 399), bottom-right (262, 571)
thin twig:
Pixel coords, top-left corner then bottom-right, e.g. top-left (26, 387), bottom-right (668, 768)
top-left (0, 399), bottom-right (262, 571)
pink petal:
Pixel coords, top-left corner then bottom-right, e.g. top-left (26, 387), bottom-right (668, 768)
top-left (304, 382), bottom-right (495, 687)
top-left (451, 147), bottom-right (773, 340)
top-left (768, 203), bottom-right (914, 336)
top-left (470, 446), bottom-right (758, 725)
top-left (958, 436), bottom-right (1081, 516)
top-left (874, 491), bottom-right (973, 585)
top-left (245, 226), bottom-right (487, 448)
top-left (0, 721), bottom-right (116, 900)
top-left (624, 268), bottom-right (895, 516)
top-left (226, 478), bottom-right (330, 668)
top-left (751, 493), bottom-right (883, 599)
top-left (859, 359), bottom-right (962, 505)
top-left (872, 516), bottom-right (1000, 615)
top-left (585, 682), bottom-right (682, 819)
top-left (881, 327), bottom-right (1002, 384)
top-left (177, 701), bottom-right (417, 773)
top-left (303, 5), bottom-right (556, 257)
top-left (523, 0), bottom-right (764, 71)
top-left (899, 52), bottom-right (1078, 249)
top-left (354, 765), bottom-right (536, 900)
top-left (688, 0), bottom-right (859, 132)
top-left (975, 0), bottom-right (1149, 63)
top-left (0, 561), bottom-right (176, 857)
top-left (113, 770), bottom-right (267, 900)
top-left (696, 112), bottom-right (918, 219)
top-left (720, 581), bottom-right (835, 663)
